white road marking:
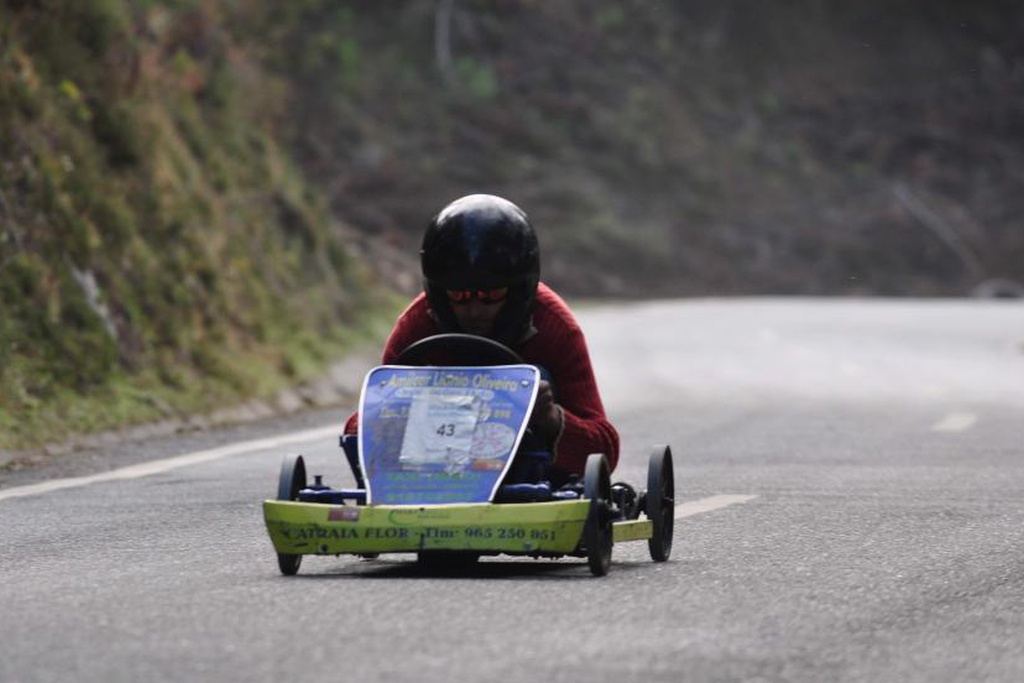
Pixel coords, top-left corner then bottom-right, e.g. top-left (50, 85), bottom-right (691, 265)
top-left (3, 429), bottom-right (761, 522)
top-left (675, 494), bottom-right (757, 519)
top-left (0, 425), bottom-right (340, 503)
top-left (931, 412), bottom-right (978, 433)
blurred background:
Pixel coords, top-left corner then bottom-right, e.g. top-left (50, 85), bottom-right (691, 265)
top-left (1, 0), bottom-right (1022, 449)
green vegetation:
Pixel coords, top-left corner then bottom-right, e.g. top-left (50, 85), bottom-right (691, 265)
top-left (0, 1), bottom-right (389, 450)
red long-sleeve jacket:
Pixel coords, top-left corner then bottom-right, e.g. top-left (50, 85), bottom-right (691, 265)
top-left (344, 282), bottom-right (619, 474)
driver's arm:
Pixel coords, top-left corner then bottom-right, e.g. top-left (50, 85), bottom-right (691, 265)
top-left (543, 334), bottom-right (619, 475)
top-left (521, 300), bottom-right (619, 475)
top-left (380, 293), bottom-right (438, 364)
top-left (343, 294), bottom-right (437, 434)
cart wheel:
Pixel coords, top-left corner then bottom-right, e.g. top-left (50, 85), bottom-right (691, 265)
top-left (646, 445), bottom-right (675, 562)
top-left (276, 453), bottom-right (307, 576)
top-left (583, 453), bottom-right (613, 576)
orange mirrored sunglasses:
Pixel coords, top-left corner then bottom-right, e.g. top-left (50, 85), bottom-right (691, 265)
top-left (446, 287), bottom-right (509, 305)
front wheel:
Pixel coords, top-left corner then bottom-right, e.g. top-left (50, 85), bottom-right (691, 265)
top-left (646, 445), bottom-right (675, 562)
top-left (276, 454), bottom-right (307, 576)
top-left (583, 453), bottom-right (613, 576)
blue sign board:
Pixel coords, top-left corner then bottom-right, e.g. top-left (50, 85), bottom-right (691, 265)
top-left (358, 365), bottom-right (539, 504)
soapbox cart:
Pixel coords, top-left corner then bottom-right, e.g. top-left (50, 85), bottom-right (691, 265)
top-left (262, 334), bottom-right (675, 576)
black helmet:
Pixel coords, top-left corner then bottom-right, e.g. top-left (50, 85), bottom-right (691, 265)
top-left (421, 194), bottom-right (540, 344)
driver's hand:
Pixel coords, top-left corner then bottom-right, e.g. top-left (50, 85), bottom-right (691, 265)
top-left (530, 380), bottom-right (563, 441)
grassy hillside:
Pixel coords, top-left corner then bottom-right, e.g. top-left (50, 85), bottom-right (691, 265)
top-left (0, 1), bottom-right (388, 450)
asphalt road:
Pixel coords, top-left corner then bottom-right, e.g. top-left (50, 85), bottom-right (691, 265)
top-left (2, 298), bottom-right (1023, 683)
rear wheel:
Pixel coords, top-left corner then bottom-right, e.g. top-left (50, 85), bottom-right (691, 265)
top-left (646, 445), bottom-right (675, 562)
top-left (583, 453), bottom-right (613, 576)
top-left (276, 454), bottom-right (307, 576)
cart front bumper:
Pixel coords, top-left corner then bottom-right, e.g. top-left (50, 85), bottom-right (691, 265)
top-left (263, 499), bottom-right (591, 556)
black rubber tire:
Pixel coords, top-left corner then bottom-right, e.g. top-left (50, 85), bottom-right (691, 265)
top-left (395, 333), bottom-right (523, 366)
top-left (276, 453), bottom-right (307, 576)
top-left (583, 453), bottom-right (613, 576)
top-left (646, 445), bottom-right (675, 562)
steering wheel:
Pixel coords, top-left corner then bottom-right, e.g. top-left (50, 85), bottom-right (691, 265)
top-left (394, 333), bottom-right (524, 366)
